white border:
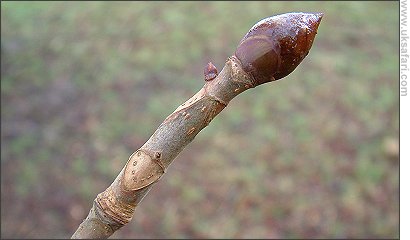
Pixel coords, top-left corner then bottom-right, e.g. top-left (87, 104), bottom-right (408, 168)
top-left (401, 0), bottom-right (409, 238)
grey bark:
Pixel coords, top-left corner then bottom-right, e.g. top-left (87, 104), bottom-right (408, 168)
top-left (71, 56), bottom-right (256, 238)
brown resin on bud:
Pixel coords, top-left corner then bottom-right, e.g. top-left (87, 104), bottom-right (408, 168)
top-left (235, 12), bottom-right (323, 85)
top-left (204, 62), bottom-right (218, 81)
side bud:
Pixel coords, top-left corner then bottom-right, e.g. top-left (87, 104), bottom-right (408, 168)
top-left (235, 12), bottom-right (323, 85)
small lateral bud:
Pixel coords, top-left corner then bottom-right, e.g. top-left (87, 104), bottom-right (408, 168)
top-left (235, 12), bottom-right (323, 85)
top-left (204, 62), bottom-right (218, 81)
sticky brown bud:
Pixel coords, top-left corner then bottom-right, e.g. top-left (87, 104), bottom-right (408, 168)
top-left (204, 62), bottom-right (218, 81)
top-left (235, 12), bottom-right (323, 85)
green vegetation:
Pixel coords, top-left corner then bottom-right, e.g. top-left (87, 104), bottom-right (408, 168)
top-left (1, 1), bottom-right (398, 238)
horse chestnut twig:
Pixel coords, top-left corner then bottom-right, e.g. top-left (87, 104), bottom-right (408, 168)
top-left (235, 12), bottom-right (323, 85)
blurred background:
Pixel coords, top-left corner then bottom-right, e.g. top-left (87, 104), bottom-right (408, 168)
top-left (1, 1), bottom-right (399, 239)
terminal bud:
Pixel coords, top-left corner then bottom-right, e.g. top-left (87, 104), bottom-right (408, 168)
top-left (235, 12), bottom-right (323, 85)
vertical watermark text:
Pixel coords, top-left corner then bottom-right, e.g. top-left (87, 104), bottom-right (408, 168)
top-left (402, 0), bottom-right (409, 96)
